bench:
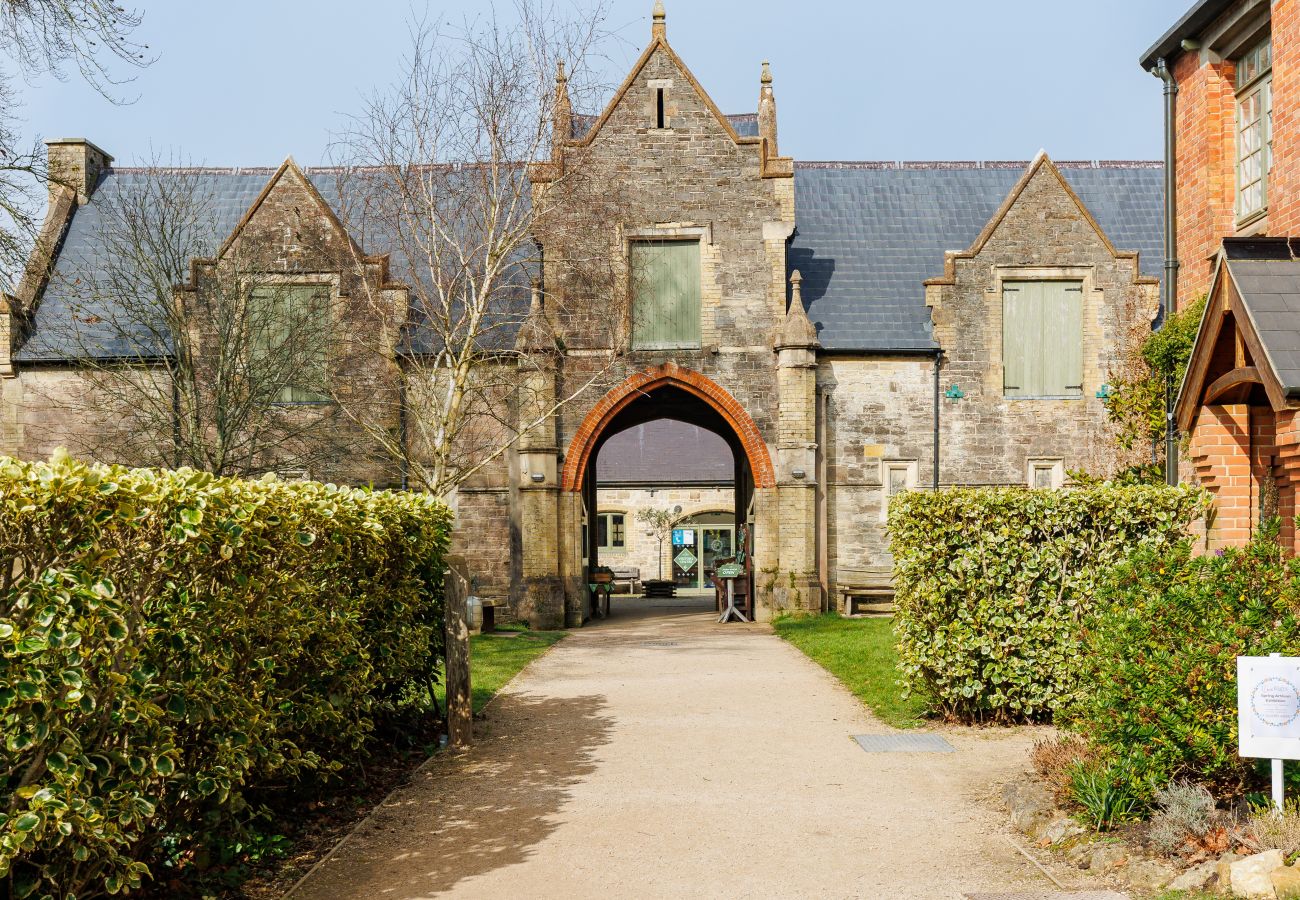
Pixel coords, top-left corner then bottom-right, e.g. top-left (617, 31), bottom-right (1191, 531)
top-left (608, 566), bottom-right (641, 595)
top-left (837, 567), bottom-right (895, 617)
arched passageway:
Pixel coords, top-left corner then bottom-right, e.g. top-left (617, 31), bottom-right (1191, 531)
top-left (562, 365), bottom-right (774, 622)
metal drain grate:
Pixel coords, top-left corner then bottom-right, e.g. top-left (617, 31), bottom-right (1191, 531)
top-left (965, 894), bottom-right (1129, 899)
top-left (852, 733), bottom-right (955, 753)
top-left (640, 641), bottom-right (680, 648)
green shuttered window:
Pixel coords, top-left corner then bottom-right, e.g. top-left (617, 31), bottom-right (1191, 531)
top-left (248, 284), bottom-right (330, 403)
top-left (630, 240), bottom-right (701, 350)
top-left (1002, 280), bottom-right (1083, 399)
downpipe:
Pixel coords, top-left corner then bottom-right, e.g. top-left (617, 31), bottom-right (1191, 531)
top-left (1154, 57), bottom-right (1181, 486)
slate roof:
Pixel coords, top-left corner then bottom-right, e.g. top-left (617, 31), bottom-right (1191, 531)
top-left (789, 161), bottom-right (1165, 352)
top-left (596, 420), bottom-right (734, 484)
top-left (18, 157), bottom-right (1165, 361)
top-left (18, 166), bottom-right (533, 361)
top-left (1223, 239), bottom-right (1300, 396)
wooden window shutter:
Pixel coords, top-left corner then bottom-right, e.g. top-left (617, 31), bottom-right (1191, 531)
top-left (248, 284), bottom-right (330, 403)
top-left (631, 241), bottom-right (701, 349)
top-left (1003, 281), bottom-right (1083, 398)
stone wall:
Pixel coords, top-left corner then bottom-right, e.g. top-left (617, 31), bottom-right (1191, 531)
top-left (594, 485), bottom-right (734, 583)
top-left (926, 158), bottom-right (1158, 486)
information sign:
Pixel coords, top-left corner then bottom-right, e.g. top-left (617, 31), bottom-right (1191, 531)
top-left (716, 562), bottom-right (744, 579)
top-left (672, 529), bottom-right (695, 546)
top-left (1239, 656), bottom-right (1300, 759)
top-left (1239, 654), bottom-right (1300, 810)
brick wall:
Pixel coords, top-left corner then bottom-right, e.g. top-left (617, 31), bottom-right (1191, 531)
top-left (1172, 50), bottom-right (1237, 304)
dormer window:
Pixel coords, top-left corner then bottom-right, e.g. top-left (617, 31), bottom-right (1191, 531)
top-left (1236, 36), bottom-right (1272, 224)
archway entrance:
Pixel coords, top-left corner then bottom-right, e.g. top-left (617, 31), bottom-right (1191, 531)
top-left (562, 364), bottom-right (775, 623)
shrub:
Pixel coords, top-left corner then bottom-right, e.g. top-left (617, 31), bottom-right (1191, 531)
top-left (1248, 798), bottom-right (1300, 859)
top-left (888, 484), bottom-right (1207, 722)
top-left (1073, 525), bottom-right (1300, 803)
top-left (0, 451), bottom-right (452, 898)
top-left (1069, 760), bottom-right (1144, 830)
top-left (1031, 735), bottom-right (1091, 801)
top-left (1147, 781), bottom-right (1216, 856)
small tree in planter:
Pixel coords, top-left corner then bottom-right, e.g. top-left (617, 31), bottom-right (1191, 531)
top-left (636, 507), bottom-right (677, 581)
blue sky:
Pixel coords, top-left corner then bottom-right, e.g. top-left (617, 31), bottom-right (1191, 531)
top-left (12, 1), bottom-right (1189, 167)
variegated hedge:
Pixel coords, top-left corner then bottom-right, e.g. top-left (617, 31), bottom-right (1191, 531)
top-left (0, 451), bottom-right (452, 898)
top-left (888, 484), bottom-right (1207, 723)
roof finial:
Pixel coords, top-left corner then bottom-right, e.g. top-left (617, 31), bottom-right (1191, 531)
top-left (789, 268), bottom-right (802, 305)
top-left (652, 0), bottom-right (666, 39)
top-left (759, 60), bottom-right (778, 158)
top-left (556, 59), bottom-right (567, 84)
top-left (552, 59), bottom-right (572, 162)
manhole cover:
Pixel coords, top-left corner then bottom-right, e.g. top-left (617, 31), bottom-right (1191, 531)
top-left (852, 733), bottom-right (955, 753)
top-left (965, 894), bottom-right (1128, 899)
top-left (641, 641), bottom-right (679, 648)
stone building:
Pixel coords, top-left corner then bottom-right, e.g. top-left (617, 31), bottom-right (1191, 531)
top-left (4, 6), bottom-right (1165, 625)
top-left (1148, 0), bottom-right (1300, 552)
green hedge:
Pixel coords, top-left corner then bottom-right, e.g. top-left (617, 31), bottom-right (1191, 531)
top-left (0, 451), bottom-right (452, 898)
top-left (888, 485), bottom-right (1207, 723)
top-left (1073, 527), bottom-right (1300, 801)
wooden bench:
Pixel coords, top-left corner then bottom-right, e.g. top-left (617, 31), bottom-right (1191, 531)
top-left (608, 566), bottom-right (641, 595)
top-left (837, 567), bottom-right (895, 617)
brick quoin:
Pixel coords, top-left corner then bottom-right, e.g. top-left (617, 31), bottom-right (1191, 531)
top-left (560, 362), bottom-right (776, 492)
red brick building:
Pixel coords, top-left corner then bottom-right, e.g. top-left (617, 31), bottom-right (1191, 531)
top-left (1152, 0), bottom-right (1300, 549)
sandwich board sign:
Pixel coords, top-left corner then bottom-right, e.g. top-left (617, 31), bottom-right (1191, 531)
top-left (1237, 654), bottom-right (1300, 809)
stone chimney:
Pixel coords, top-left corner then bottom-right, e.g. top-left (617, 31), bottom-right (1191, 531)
top-left (45, 138), bottom-right (113, 204)
top-left (652, 0), bottom-right (666, 39)
top-left (758, 61), bottom-right (778, 158)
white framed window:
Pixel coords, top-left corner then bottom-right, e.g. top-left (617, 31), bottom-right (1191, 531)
top-left (1236, 36), bottom-right (1273, 224)
top-left (629, 240), bottom-right (701, 350)
top-left (882, 460), bottom-right (918, 521)
top-left (597, 512), bottom-right (626, 550)
top-left (1027, 459), bottom-right (1065, 490)
top-left (1002, 280), bottom-right (1084, 399)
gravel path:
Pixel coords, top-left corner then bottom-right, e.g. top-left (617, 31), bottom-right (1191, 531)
top-left (289, 597), bottom-right (1076, 899)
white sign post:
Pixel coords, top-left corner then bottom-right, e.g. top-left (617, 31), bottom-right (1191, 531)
top-left (1237, 654), bottom-right (1300, 811)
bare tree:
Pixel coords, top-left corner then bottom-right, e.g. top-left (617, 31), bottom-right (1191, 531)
top-left (42, 164), bottom-right (384, 479)
top-left (636, 507), bottom-right (677, 582)
top-left (331, 1), bottom-right (631, 496)
top-left (0, 1), bottom-right (149, 284)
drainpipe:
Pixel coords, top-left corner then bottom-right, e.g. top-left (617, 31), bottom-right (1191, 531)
top-left (1154, 57), bottom-right (1180, 486)
top-left (932, 350), bottom-right (942, 490)
top-left (398, 366), bottom-right (410, 491)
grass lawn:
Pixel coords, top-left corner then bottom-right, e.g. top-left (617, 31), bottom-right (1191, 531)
top-left (436, 626), bottom-right (567, 713)
top-left (773, 613), bottom-right (927, 728)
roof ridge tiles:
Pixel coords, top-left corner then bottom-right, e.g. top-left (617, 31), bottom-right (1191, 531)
top-left (795, 159), bottom-right (1161, 171)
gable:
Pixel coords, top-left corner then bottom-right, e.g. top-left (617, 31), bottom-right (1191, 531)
top-left (574, 40), bottom-right (757, 151)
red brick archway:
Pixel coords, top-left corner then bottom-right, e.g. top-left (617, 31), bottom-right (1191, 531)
top-left (561, 362), bottom-right (775, 492)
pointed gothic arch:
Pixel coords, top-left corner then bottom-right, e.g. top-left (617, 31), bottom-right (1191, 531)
top-left (560, 362), bottom-right (775, 493)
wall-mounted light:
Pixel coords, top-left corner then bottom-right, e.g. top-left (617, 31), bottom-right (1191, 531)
top-left (792, 468), bottom-right (806, 479)
top-left (530, 472), bottom-right (545, 483)
top-left (1095, 383), bottom-right (1114, 405)
top-left (944, 383), bottom-right (965, 403)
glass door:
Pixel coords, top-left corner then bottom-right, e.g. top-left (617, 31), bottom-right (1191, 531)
top-left (701, 527), bottom-right (734, 587)
top-left (670, 527), bottom-right (700, 587)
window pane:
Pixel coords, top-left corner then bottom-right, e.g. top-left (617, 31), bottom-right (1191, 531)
top-left (612, 515), bottom-right (625, 547)
top-left (888, 467), bottom-right (909, 496)
top-left (597, 514), bottom-right (609, 548)
top-left (631, 241), bottom-right (701, 349)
